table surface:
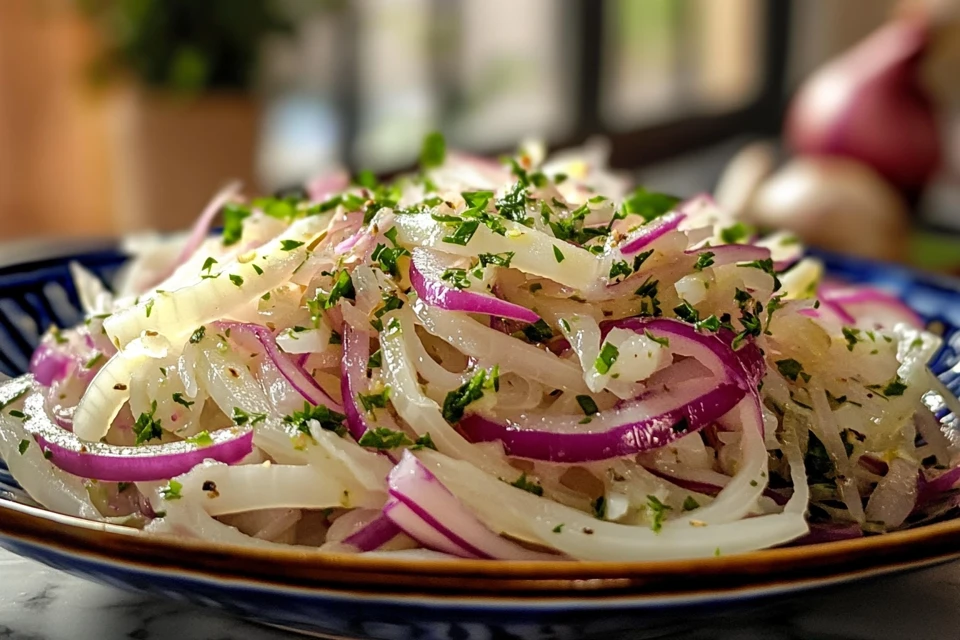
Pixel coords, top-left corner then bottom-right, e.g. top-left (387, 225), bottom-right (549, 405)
top-left (1, 548), bottom-right (959, 640)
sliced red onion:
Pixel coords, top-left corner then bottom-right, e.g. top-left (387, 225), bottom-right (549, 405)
top-left (683, 243), bottom-right (771, 267)
top-left (29, 343), bottom-right (75, 387)
top-left (20, 392), bottom-right (252, 482)
top-left (820, 285), bottom-right (923, 329)
top-left (619, 210), bottom-right (685, 256)
top-left (385, 451), bottom-right (557, 560)
top-left (340, 325), bottom-right (375, 441)
top-left (342, 512), bottom-right (404, 552)
top-left (409, 249), bottom-right (540, 323)
top-left (307, 169), bottom-right (350, 202)
top-left (214, 321), bottom-right (342, 411)
top-left (461, 318), bottom-right (759, 462)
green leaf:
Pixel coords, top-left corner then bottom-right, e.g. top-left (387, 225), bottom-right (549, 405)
top-left (358, 427), bottom-right (412, 450)
top-left (232, 407), bottom-right (266, 426)
top-left (720, 222), bottom-right (753, 244)
top-left (411, 433), bottom-right (438, 451)
top-left (185, 431), bottom-right (214, 448)
top-left (442, 368), bottom-right (490, 423)
top-left (222, 203), bottom-right (251, 246)
top-left (229, 274), bottom-right (244, 288)
top-left (775, 358), bottom-right (806, 382)
top-left (621, 188), bottom-right (681, 222)
top-left (673, 301), bottom-right (700, 324)
top-left (694, 251), bottom-right (715, 271)
top-left (682, 496), bottom-right (700, 511)
top-left (358, 387), bottom-right (391, 413)
top-left (133, 400), bottom-right (163, 445)
top-left (478, 252), bottom-right (514, 268)
top-left (441, 219), bottom-right (481, 246)
top-left (419, 132), bottom-right (446, 169)
top-left (646, 495), bottom-right (672, 533)
top-left (576, 395), bottom-right (599, 416)
top-left (172, 392), bottom-right (194, 408)
top-left (160, 479), bottom-right (183, 501)
top-left (594, 342), bottom-right (619, 375)
top-left (280, 239), bottom-right (304, 251)
top-left (522, 319), bottom-right (554, 343)
top-left (553, 246), bottom-right (565, 263)
top-left (18, 439), bottom-right (29, 455)
top-left (440, 268), bottom-right (471, 290)
top-left (189, 326), bottom-right (206, 344)
top-left (283, 401), bottom-right (348, 438)
top-left (509, 472), bottom-right (543, 496)
top-left (644, 329), bottom-right (669, 348)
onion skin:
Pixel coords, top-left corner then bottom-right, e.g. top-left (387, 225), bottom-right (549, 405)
top-left (787, 19), bottom-right (941, 190)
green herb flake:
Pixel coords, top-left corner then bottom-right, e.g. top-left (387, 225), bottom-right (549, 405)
top-left (595, 342), bottom-right (620, 375)
top-left (509, 472), bottom-right (544, 496)
top-left (18, 439), bottom-right (29, 455)
top-left (222, 203), bottom-right (251, 246)
top-left (632, 249), bottom-right (654, 272)
top-left (775, 358), bottom-right (807, 382)
top-left (552, 523), bottom-right (564, 533)
top-left (172, 392), bottom-right (194, 408)
top-left (576, 395), bottom-right (599, 416)
top-left (232, 407), bottom-right (267, 426)
top-left (283, 401), bottom-right (348, 438)
top-left (694, 251), bottom-right (715, 271)
top-left (842, 327), bottom-right (862, 352)
top-left (84, 352), bottom-right (104, 369)
top-left (185, 431), bottom-right (214, 448)
top-left (673, 301), bottom-right (700, 324)
top-left (441, 219), bottom-right (480, 246)
top-left (358, 427), bottom-right (412, 450)
top-left (646, 495), bottom-right (672, 533)
top-left (682, 496), bottom-right (700, 511)
top-left (358, 387), bottom-right (391, 413)
top-left (478, 252), bottom-right (514, 268)
top-left (720, 222), bottom-right (753, 244)
top-left (621, 188), bottom-right (681, 222)
top-left (552, 246), bottom-right (565, 263)
top-left (592, 495), bottom-right (606, 519)
top-left (419, 131), bottom-right (446, 169)
top-left (189, 326), bottom-right (206, 344)
top-left (442, 368), bottom-right (491, 423)
top-left (160, 479), bottom-right (183, 501)
top-left (229, 274), bottom-right (244, 288)
top-left (608, 260), bottom-right (632, 281)
top-left (411, 433), bottom-right (438, 451)
top-left (144, 299), bottom-right (155, 318)
top-left (522, 319), bottom-right (554, 343)
top-left (644, 330), bottom-right (669, 348)
top-left (133, 400), bottom-right (163, 445)
top-left (251, 263), bottom-right (264, 276)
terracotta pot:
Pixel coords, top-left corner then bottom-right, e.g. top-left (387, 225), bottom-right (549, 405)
top-left (107, 88), bottom-right (261, 233)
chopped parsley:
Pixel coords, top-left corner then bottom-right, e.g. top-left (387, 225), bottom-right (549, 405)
top-left (441, 219), bottom-right (481, 246)
top-left (442, 367), bottom-right (495, 423)
top-left (283, 401), bottom-right (348, 438)
top-left (594, 342), bottom-right (620, 375)
top-left (145, 299), bottom-right (155, 318)
top-left (478, 252), bottom-right (514, 268)
top-left (367, 349), bottom-right (382, 369)
top-left (133, 400), bottom-right (163, 445)
top-left (411, 433), bottom-right (438, 451)
top-left (576, 395), bottom-right (599, 416)
top-left (358, 427), bottom-right (412, 450)
top-left (358, 387), bottom-right (391, 413)
top-left (673, 301), bottom-right (700, 324)
top-left (509, 472), bottom-right (544, 496)
top-left (775, 358), bottom-right (810, 383)
top-left (552, 246), bottom-right (565, 263)
top-left (496, 181), bottom-right (532, 225)
top-left (552, 523), bottom-right (564, 533)
top-left (720, 222), bottom-right (753, 244)
top-left (228, 274), bottom-right (244, 288)
top-left (621, 187), bottom-right (681, 222)
top-left (172, 393), bottom-right (194, 408)
top-left (646, 495), bottom-right (672, 533)
top-left (522, 319), bottom-right (554, 343)
top-left (222, 203), bottom-right (251, 246)
top-left (83, 352), bottom-right (104, 369)
top-left (160, 479), bottom-right (183, 501)
top-left (231, 407), bottom-right (267, 426)
top-left (608, 260), bottom-right (632, 281)
top-left (371, 241), bottom-right (410, 278)
top-left (842, 327), bottom-right (861, 352)
top-left (419, 131), bottom-right (446, 169)
top-left (18, 439), bottom-right (29, 455)
top-left (737, 258), bottom-right (782, 291)
top-left (189, 326), bottom-right (206, 344)
top-left (252, 263), bottom-right (264, 276)
top-left (694, 251), bottom-right (715, 271)
top-left (682, 496), bottom-right (700, 511)
top-left (632, 249), bottom-right (654, 272)
top-left (185, 431), bottom-right (214, 448)
top-left (440, 268), bottom-right (471, 290)
top-left (280, 239), bottom-right (304, 251)
top-left (313, 270), bottom-right (356, 310)
top-left (644, 329), bottom-right (669, 348)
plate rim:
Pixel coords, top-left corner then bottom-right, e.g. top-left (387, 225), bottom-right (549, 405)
top-left (4, 493), bottom-right (960, 599)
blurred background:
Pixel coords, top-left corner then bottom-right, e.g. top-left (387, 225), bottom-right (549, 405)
top-left (1, 0), bottom-right (959, 269)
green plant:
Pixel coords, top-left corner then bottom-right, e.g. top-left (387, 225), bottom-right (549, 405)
top-left (78, 0), bottom-right (297, 93)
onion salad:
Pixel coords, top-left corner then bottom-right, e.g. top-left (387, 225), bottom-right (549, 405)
top-left (1, 134), bottom-right (957, 561)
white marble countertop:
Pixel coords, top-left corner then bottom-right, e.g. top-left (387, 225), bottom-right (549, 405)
top-left (1, 548), bottom-right (959, 640)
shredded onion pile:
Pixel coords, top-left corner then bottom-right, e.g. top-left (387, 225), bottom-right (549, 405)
top-left (1, 136), bottom-right (957, 561)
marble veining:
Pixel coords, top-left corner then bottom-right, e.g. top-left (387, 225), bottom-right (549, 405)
top-left (0, 548), bottom-right (958, 640)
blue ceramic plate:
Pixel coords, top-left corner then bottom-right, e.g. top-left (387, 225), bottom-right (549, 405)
top-left (2, 247), bottom-right (960, 640)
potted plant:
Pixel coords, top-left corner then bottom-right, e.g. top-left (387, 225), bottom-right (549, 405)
top-left (78, 0), bottom-right (295, 232)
